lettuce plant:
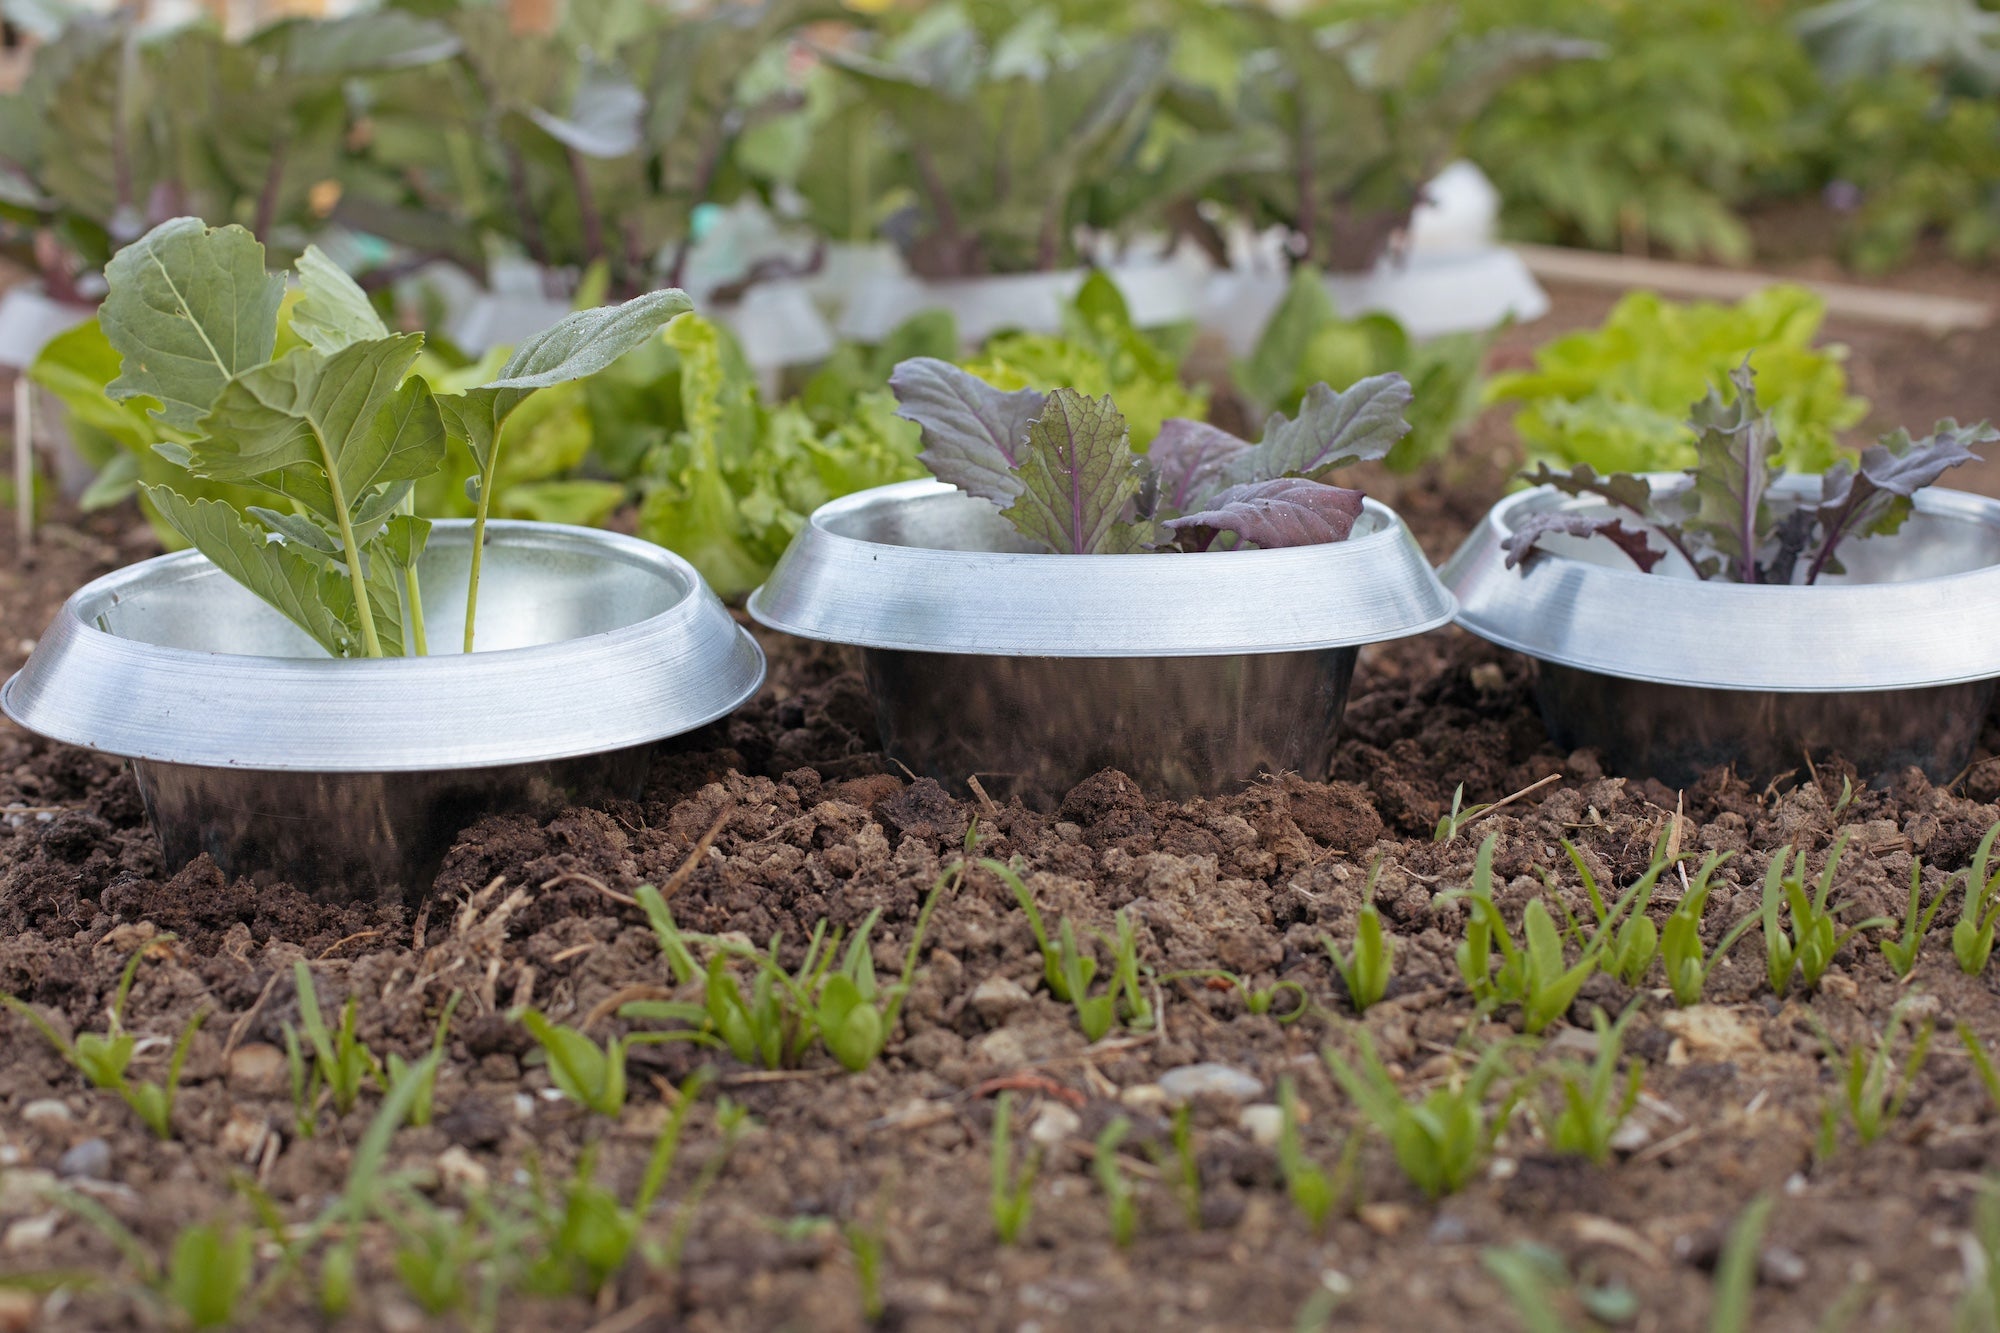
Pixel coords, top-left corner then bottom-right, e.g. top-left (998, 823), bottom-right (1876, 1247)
top-left (1503, 365), bottom-right (1994, 584)
top-left (94, 218), bottom-right (685, 657)
top-left (890, 358), bottom-right (1412, 554)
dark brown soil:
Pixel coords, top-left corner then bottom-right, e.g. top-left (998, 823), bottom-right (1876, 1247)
top-left (6, 278), bottom-right (2000, 1333)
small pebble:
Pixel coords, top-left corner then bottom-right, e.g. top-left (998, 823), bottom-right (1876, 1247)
top-left (1359, 1202), bottom-right (1410, 1236)
top-left (55, 1138), bottom-right (110, 1181)
top-left (1159, 1063), bottom-right (1264, 1105)
top-left (2, 1214), bottom-right (56, 1253)
top-left (1237, 1103), bottom-right (1284, 1148)
top-left (436, 1145), bottom-right (489, 1193)
top-left (1609, 1120), bottom-right (1652, 1154)
top-left (970, 975), bottom-right (1032, 1023)
top-left (1028, 1103), bottom-right (1081, 1147)
top-left (19, 1100), bottom-right (71, 1130)
top-left (1120, 1084), bottom-right (1168, 1113)
top-left (974, 1030), bottom-right (1029, 1069)
top-left (1760, 1246), bottom-right (1808, 1288)
top-left (1428, 1214), bottom-right (1472, 1245)
top-left (226, 1042), bottom-right (289, 1097)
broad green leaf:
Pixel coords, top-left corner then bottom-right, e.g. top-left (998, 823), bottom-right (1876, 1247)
top-left (1000, 388), bottom-right (1149, 555)
top-left (291, 246), bottom-right (389, 356)
top-left (101, 218), bottom-right (285, 431)
top-left (143, 486), bottom-right (360, 656)
top-left (192, 336), bottom-right (445, 525)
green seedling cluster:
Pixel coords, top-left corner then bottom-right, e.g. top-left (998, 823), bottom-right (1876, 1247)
top-left (1661, 852), bottom-right (1760, 1007)
top-left (1163, 969), bottom-right (1308, 1024)
top-left (1956, 824), bottom-right (2000, 975)
top-left (1561, 834), bottom-right (1672, 986)
top-left (622, 858), bottom-right (955, 1071)
top-left (1452, 836), bottom-right (1604, 1033)
top-left (3, 933), bottom-right (203, 1139)
top-left (39, 1188), bottom-right (251, 1331)
top-left (1326, 861), bottom-right (1395, 1013)
top-left (1815, 998), bottom-right (1934, 1154)
top-left (1325, 1031), bottom-right (1520, 1200)
top-left (990, 859), bottom-right (1153, 1041)
top-left (989, 1093), bottom-right (1038, 1246)
top-left (1538, 1005), bottom-right (1643, 1166)
top-left (1762, 835), bottom-right (1893, 997)
top-left (1275, 1077), bottom-right (1358, 1232)
top-left (1169, 1106), bottom-right (1203, 1230)
top-left (287, 960), bottom-right (382, 1119)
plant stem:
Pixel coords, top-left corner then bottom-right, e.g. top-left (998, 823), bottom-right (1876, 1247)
top-left (463, 476), bottom-right (492, 654)
top-left (401, 491), bottom-right (428, 656)
top-left (324, 464), bottom-right (383, 658)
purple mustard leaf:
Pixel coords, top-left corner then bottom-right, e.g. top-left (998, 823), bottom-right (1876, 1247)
top-left (1519, 460), bottom-right (1654, 516)
top-left (1502, 512), bottom-right (1665, 573)
top-left (1161, 477), bottom-right (1366, 552)
top-left (1763, 506), bottom-right (1820, 586)
top-left (1682, 362), bottom-right (1781, 583)
top-left (1801, 418), bottom-right (1996, 583)
top-left (888, 357), bottom-right (1048, 505)
top-left (1149, 417), bottom-right (1251, 513)
top-left (1225, 374), bottom-right (1413, 487)
top-left (999, 388), bottom-right (1150, 554)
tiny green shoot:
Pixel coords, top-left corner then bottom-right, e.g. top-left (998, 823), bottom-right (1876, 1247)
top-left (1961, 1024), bottom-right (2000, 1114)
top-left (845, 1219), bottom-right (886, 1324)
top-left (1880, 857), bottom-right (1948, 978)
top-left (988, 857), bottom-right (1080, 1000)
top-left (1170, 1105), bottom-right (1202, 1229)
top-left (1954, 822), bottom-right (2000, 975)
top-left (1710, 1194), bottom-right (1775, 1333)
top-left (165, 1224), bottom-right (254, 1331)
top-left (1275, 1076), bottom-right (1357, 1232)
top-left (1762, 835), bottom-right (1893, 997)
top-left (1093, 1117), bottom-right (1138, 1247)
top-left (386, 989), bottom-right (461, 1127)
top-left (1561, 832), bottom-right (1672, 986)
top-left (1814, 998), bottom-right (1934, 1154)
top-left (1660, 852), bottom-right (1758, 1007)
top-left (1538, 1004), bottom-right (1643, 1165)
top-left (1325, 860), bottom-right (1394, 1012)
top-left (1162, 969), bottom-right (1308, 1024)
top-left (1448, 835), bottom-right (1606, 1033)
top-left (817, 862), bottom-right (954, 1072)
top-left (291, 960), bottom-right (383, 1116)
top-left (516, 1009), bottom-right (630, 1118)
top-left (1435, 783), bottom-right (1491, 843)
top-left (989, 1092), bottom-right (1037, 1245)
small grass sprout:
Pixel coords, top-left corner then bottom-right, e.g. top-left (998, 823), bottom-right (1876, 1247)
top-left (1954, 821), bottom-right (2000, 975)
top-left (846, 1219), bottom-right (886, 1324)
top-left (1880, 857), bottom-right (1948, 978)
top-left (38, 1188), bottom-right (250, 1330)
top-left (989, 858), bottom-right (1075, 1000)
top-left (1275, 1076), bottom-right (1357, 1232)
top-left (989, 1092), bottom-right (1038, 1245)
top-left (1711, 1193), bottom-right (1775, 1333)
top-left (386, 990), bottom-right (461, 1128)
top-left (1163, 969), bottom-right (1309, 1024)
top-left (1170, 1105), bottom-right (1203, 1228)
top-left (290, 960), bottom-right (382, 1116)
top-left (1960, 1024), bottom-right (2000, 1114)
top-left (1958, 1182), bottom-right (2000, 1332)
top-left (816, 863), bottom-right (953, 1072)
top-left (380, 1183), bottom-right (531, 1332)
top-left (1762, 835), bottom-right (1893, 997)
top-left (2, 932), bottom-right (203, 1139)
top-left (1325, 860), bottom-right (1394, 1012)
top-left (1093, 1116), bottom-right (1138, 1247)
top-left (700, 931), bottom-right (833, 1069)
top-left (1324, 1030), bottom-right (1520, 1199)
top-left (1814, 997), bottom-right (1934, 1154)
top-left (1538, 1004), bottom-right (1643, 1165)
top-left (516, 1010), bottom-right (631, 1118)
top-left (1435, 783), bottom-right (1492, 843)
top-left (1660, 852), bottom-right (1758, 1007)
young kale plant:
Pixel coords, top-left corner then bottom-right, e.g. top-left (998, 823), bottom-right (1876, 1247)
top-left (3, 933), bottom-right (204, 1139)
top-left (1956, 821), bottom-right (2000, 974)
top-left (1504, 364), bottom-right (1996, 583)
top-left (1325, 860), bottom-right (1395, 1013)
top-left (1761, 834), bottom-right (1892, 998)
top-left (94, 219), bottom-right (686, 657)
top-left (1324, 1030), bottom-right (1521, 1199)
top-left (892, 360), bottom-right (1415, 555)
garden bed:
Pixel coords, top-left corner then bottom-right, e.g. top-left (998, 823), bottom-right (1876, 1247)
top-left (5, 285), bottom-right (2000, 1332)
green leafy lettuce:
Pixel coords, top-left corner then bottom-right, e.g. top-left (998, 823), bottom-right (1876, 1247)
top-left (1485, 286), bottom-right (1869, 475)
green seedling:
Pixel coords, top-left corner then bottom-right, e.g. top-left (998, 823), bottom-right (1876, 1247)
top-left (380, 1183), bottom-right (531, 1332)
top-left (1449, 836), bottom-right (1603, 1033)
top-left (1538, 1004), bottom-right (1643, 1165)
top-left (846, 1220), bottom-right (886, 1324)
top-left (1955, 822), bottom-right (2000, 975)
top-left (1711, 1194), bottom-right (1775, 1333)
top-left (1561, 832), bottom-right (1673, 986)
top-left (1275, 1076), bottom-right (1358, 1232)
top-left (1163, 969), bottom-right (1309, 1024)
top-left (517, 1010), bottom-right (633, 1118)
top-left (816, 862), bottom-right (954, 1072)
top-left (1482, 1243), bottom-right (1638, 1333)
top-left (282, 1022), bottom-right (321, 1139)
top-left (1959, 1182), bottom-right (2000, 1332)
top-left (1815, 998), bottom-right (1934, 1154)
top-left (1962, 1025), bottom-right (2000, 1114)
top-left (315, 1051), bottom-right (441, 1316)
top-left (1325, 1031), bottom-right (1520, 1199)
top-left (383, 990), bottom-right (460, 1128)
top-left (290, 960), bottom-right (383, 1116)
top-left (989, 858), bottom-right (1074, 999)
top-left (1880, 857), bottom-right (1948, 978)
top-left (1661, 852), bottom-right (1759, 1007)
top-left (525, 1074), bottom-right (727, 1295)
top-left (1037, 907), bottom-right (1153, 1043)
top-left (39, 1187), bottom-right (250, 1331)
top-left (2, 933), bottom-right (204, 1139)
top-left (1093, 1117), bottom-right (1138, 1247)
top-left (702, 931), bottom-right (832, 1069)
top-left (989, 1093), bottom-right (1038, 1245)
top-left (1170, 1105), bottom-right (1202, 1229)
top-left (1435, 783), bottom-right (1491, 843)
top-left (1325, 861), bottom-right (1394, 1012)
top-left (1762, 835), bottom-right (1893, 997)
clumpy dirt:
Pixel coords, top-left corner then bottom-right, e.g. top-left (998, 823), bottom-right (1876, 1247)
top-left (7, 290), bottom-right (2000, 1332)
